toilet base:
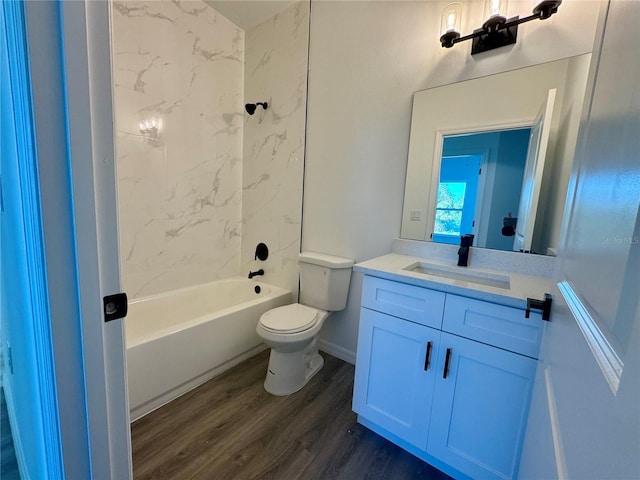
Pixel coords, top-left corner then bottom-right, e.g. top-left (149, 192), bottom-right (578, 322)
top-left (263, 341), bottom-right (324, 396)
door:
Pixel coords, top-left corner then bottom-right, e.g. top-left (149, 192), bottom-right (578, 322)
top-left (519, 1), bottom-right (640, 478)
top-left (427, 332), bottom-right (536, 480)
top-left (353, 309), bottom-right (440, 450)
top-left (13, 1), bottom-right (132, 478)
top-left (433, 155), bottom-right (482, 244)
top-left (513, 89), bottom-right (556, 253)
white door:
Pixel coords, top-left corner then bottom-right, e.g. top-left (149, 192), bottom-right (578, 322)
top-left (519, 1), bottom-right (640, 478)
top-left (19, 1), bottom-right (132, 478)
top-left (513, 89), bottom-right (556, 253)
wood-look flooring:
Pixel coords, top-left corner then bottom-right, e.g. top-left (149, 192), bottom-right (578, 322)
top-left (1, 388), bottom-right (20, 480)
top-left (132, 351), bottom-right (451, 480)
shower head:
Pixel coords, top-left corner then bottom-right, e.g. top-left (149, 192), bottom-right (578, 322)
top-left (245, 102), bottom-right (268, 115)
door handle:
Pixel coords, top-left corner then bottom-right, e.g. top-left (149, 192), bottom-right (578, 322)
top-left (424, 341), bottom-right (433, 371)
top-left (443, 348), bottom-right (452, 379)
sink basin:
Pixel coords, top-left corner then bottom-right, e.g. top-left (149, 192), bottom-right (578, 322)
top-left (403, 262), bottom-right (511, 289)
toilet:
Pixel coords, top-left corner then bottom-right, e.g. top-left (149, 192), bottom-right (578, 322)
top-left (256, 252), bottom-right (354, 396)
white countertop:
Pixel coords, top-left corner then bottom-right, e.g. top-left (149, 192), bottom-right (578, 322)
top-left (354, 253), bottom-right (553, 310)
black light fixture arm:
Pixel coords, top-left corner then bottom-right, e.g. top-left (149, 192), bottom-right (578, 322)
top-left (444, 13), bottom-right (536, 46)
top-left (440, 0), bottom-right (561, 52)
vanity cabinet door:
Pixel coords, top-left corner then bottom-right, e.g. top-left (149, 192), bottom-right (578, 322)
top-left (427, 332), bottom-right (536, 480)
top-left (353, 308), bottom-right (440, 450)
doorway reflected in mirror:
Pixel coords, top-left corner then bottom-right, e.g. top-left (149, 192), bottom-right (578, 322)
top-left (434, 129), bottom-right (531, 251)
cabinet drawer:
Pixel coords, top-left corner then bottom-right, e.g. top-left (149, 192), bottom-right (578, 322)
top-left (443, 295), bottom-right (544, 358)
top-left (361, 276), bottom-right (445, 329)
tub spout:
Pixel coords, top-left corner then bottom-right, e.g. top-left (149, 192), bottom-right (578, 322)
top-left (248, 269), bottom-right (264, 279)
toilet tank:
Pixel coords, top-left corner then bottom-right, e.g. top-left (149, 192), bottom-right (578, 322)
top-left (298, 252), bottom-right (354, 311)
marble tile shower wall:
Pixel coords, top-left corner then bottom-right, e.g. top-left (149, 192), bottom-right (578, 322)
top-left (242, 2), bottom-right (309, 296)
top-left (112, 1), bottom-right (244, 298)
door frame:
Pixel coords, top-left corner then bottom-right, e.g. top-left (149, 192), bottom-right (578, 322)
top-left (1, 2), bottom-right (64, 477)
top-left (21, 1), bottom-right (132, 478)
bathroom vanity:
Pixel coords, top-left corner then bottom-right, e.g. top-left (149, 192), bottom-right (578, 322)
top-left (352, 250), bottom-right (551, 480)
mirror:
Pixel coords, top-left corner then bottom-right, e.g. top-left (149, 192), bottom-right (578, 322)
top-left (401, 54), bottom-right (592, 255)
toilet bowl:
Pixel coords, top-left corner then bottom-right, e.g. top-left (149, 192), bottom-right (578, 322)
top-left (257, 304), bottom-right (329, 395)
top-left (256, 252), bottom-right (353, 396)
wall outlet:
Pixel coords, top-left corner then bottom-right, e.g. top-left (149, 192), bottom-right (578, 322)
top-left (409, 209), bottom-right (422, 221)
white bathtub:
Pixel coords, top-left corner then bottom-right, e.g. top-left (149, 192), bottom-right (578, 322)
top-left (125, 277), bottom-right (291, 420)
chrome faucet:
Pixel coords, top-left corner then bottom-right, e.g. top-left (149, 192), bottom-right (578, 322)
top-left (248, 269), bottom-right (264, 279)
top-left (457, 234), bottom-right (474, 267)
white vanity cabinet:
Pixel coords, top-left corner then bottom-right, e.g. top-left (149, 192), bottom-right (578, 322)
top-left (353, 275), bottom-right (543, 480)
top-left (352, 308), bottom-right (441, 450)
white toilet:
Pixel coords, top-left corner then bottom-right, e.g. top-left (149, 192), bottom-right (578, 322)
top-left (256, 252), bottom-right (354, 396)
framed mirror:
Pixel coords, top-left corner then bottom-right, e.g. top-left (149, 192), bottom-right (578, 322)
top-left (401, 54), bottom-right (591, 255)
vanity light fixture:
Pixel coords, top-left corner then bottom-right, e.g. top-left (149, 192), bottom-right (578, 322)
top-left (440, 0), bottom-right (562, 55)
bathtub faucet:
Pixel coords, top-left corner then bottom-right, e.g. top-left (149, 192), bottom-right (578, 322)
top-left (248, 269), bottom-right (264, 279)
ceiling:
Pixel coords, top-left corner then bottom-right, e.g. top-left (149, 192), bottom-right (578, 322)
top-left (204, 1), bottom-right (298, 31)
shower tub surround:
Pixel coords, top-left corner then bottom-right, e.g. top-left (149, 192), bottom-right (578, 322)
top-left (126, 277), bottom-right (291, 420)
top-left (112, 1), bottom-right (245, 298)
top-left (241, 2), bottom-right (309, 296)
top-left (111, 1), bottom-right (310, 418)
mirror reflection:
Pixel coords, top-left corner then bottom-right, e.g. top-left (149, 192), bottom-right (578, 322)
top-left (433, 128), bottom-right (531, 251)
top-left (401, 54), bottom-right (592, 255)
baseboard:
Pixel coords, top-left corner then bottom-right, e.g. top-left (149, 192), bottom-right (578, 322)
top-left (318, 339), bottom-right (356, 365)
top-left (3, 382), bottom-right (27, 480)
top-left (130, 344), bottom-right (269, 421)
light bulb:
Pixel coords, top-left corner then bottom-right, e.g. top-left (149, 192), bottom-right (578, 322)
top-left (489, 0), bottom-right (502, 16)
top-left (483, 0), bottom-right (509, 29)
top-left (440, 3), bottom-right (462, 34)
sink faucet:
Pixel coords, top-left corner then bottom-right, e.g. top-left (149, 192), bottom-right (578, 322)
top-left (457, 234), bottom-right (474, 267)
top-left (248, 269), bottom-right (264, 279)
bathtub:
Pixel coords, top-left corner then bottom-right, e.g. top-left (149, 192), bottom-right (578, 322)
top-left (125, 277), bottom-right (291, 420)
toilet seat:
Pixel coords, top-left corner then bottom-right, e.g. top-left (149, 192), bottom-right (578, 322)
top-left (259, 304), bottom-right (319, 334)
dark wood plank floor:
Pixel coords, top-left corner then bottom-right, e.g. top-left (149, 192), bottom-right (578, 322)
top-left (1, 388), bottom-right (20, 480)
top-left (132, 351), bottom-right (451, 480)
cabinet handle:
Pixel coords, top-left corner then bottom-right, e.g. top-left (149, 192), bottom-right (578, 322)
top-left (424, 341), bottom-right (432, 371)
top-left (443, 348), bottom-right (452, 379)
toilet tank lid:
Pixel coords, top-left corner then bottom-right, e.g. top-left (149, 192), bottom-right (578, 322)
top-left (299, 252), bottom-right (354, 268)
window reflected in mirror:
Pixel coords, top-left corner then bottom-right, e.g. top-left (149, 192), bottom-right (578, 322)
top-left (434, 182), bottom-right (466, 239)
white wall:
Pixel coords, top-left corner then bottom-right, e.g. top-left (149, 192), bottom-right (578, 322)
top-left (242, 2), bottom-right (309, 295)
top-left (112, 1), bottom-right (244, 299)
top-left (304, 0), bottom-right (602, 359)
